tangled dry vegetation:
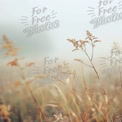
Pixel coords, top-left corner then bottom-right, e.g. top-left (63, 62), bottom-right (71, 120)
top-left (0, 31), bottom-right (122, 122)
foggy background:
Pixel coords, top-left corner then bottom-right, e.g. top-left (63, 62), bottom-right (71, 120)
top-left (0, 0), bottom-right (122, 60)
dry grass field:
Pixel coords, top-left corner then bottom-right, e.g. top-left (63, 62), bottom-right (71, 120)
top-left (0, 31), bottom-right (122, 122)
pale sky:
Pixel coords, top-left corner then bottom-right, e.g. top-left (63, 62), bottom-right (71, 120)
top-left (0, 0), bottom-right (122, 60)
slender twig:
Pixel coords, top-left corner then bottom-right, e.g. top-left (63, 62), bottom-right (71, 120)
top-left (81, 61), bottom-right (93, 68)
top-left (84, 45), bottom-right (100, 79)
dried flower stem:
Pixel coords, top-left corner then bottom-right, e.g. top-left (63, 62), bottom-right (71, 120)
top-left (84, 45), bottom-right (100, 79)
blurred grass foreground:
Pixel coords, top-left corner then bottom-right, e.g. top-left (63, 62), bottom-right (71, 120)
top-left (0, 32), bottom-right (122, 122)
